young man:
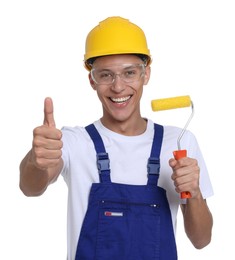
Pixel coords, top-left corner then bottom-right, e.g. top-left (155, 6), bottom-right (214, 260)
top-left (20, 16), bottom-right (213, 259)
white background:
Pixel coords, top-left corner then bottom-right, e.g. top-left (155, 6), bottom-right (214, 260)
top-left (1, 0), bottom-right (234, 259)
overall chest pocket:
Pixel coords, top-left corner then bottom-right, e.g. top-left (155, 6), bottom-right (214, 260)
top-left (95, 200), bottom-right (161, 260)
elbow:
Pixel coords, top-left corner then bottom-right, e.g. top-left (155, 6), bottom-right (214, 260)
top-left (191, 232), bottom-right (212, 249)
top-left (194, 238), bottom-right (211, 249)
top-left (19, 181), bottom-right (47, 197)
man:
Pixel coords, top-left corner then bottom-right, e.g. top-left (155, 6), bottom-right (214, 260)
top-left (20, 16), bottom-right (213, 259)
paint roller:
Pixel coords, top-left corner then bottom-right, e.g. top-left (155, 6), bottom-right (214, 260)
top-left (151, 95), bottom-right (194, 199)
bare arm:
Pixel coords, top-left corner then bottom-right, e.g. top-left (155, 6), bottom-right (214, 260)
top-left (19, 97), bottom-right (63, 196)
top-left (169, 157), bottom-right (213, 248)
top-left (181, 195), bottom-right (213, 249)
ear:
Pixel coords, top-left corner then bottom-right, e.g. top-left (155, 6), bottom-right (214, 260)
top-left (143, 65), bottom-right (151, 85)
top-left (89, 73), bottom-right (97, 90)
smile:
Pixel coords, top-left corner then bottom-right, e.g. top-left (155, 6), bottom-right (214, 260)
top-left (110, 96), bottom-right (132, 104)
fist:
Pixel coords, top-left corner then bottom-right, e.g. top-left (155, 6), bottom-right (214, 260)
top-left (169, 157), bottom-right (200, 198)
top-left (31, 97), bottom-right (63, 170)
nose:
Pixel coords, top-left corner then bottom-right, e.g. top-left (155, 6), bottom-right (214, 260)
top-left (111, 74), bottom-right (125, 93)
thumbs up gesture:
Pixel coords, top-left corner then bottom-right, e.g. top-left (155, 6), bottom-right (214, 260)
top-left (31, 97), bottom-right (63, 170)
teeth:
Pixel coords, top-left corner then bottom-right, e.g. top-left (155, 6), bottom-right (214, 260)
top-left (111, 96), bottom-right (131, 103)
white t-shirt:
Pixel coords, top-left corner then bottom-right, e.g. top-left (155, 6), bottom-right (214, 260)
top-left (61, 119), bottom-right (213, 260)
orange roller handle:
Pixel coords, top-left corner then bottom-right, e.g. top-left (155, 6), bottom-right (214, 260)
top-left (173, 149), bottom-right (192, 199)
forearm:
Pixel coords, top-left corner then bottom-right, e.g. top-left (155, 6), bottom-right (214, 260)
top-left (182, 192), bottom-right (213, 249)
top-left (19, 150), bottom-right (62, 196)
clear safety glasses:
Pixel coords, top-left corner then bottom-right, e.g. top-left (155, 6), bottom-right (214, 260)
top-left (90, 64), bottom-right (146, 85)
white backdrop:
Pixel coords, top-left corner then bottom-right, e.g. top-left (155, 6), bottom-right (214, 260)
top-left (1, 0), bottom-right (234, 259)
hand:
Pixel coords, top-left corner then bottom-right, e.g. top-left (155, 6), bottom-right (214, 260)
top-left (31, 97), bottom-right (63, 170)
top-left (169, 157), bottom-right (200, 198)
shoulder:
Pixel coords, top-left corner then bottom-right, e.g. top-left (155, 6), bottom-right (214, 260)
top-left (61, 124), bottom-right (97, 151)
top-left (61, 125), bottom-right (88, 140)
top-left (162, 125), bottom-right (196, 141)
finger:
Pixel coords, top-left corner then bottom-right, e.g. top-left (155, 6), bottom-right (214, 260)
top-left (169, 158), bottom-right (177, 168)
top-left (43, 97), bottom-right (56, 127)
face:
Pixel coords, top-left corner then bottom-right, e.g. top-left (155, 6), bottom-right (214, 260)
top-left (89, 54), bottom-right (151, 125)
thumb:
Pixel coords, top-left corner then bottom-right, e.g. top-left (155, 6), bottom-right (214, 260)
top-left (43, 97), bottom-right (56, 127)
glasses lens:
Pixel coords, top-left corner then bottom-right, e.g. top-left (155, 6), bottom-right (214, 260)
top-left (91, 69), bottom-right (114, 84)
top-left (121, 64), bottom-right (144, 83)
top-left (91, 64), bottom-right (145, 85)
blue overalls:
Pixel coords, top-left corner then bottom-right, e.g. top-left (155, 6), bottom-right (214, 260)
top-left (75, 123), bottom-right (177, 259)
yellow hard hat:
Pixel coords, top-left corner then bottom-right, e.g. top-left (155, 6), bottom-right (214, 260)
top-left (84, 16), bottom-right (151, 70)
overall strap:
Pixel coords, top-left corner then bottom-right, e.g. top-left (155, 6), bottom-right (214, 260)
top-left (85, 124), bottom-right (111, 183)
top-left (147, 124), bottom-right (164, 185)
